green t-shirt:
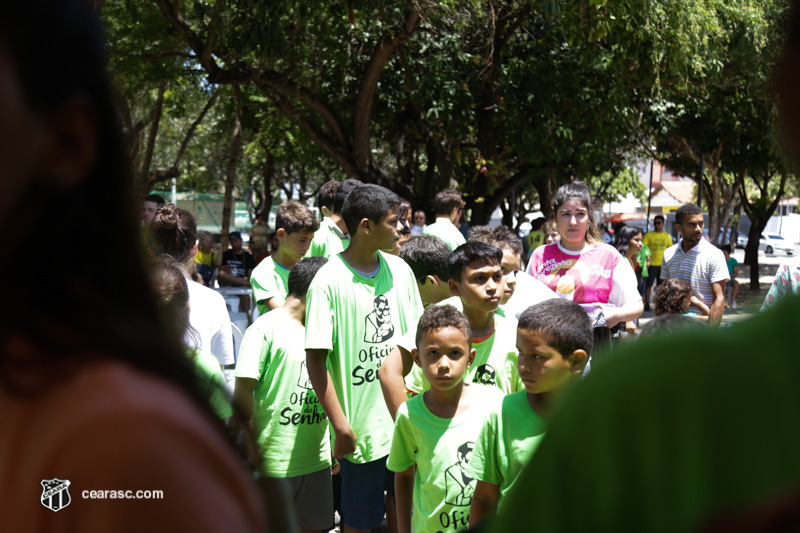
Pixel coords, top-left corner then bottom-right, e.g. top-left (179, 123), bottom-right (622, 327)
top-left (404, 313), bottom-right (523, 395)
top-left (250, 256), bottom-right (290, 315)
top-left (190, 349), bottom-right (232, 419)
top-left (466, 391), bottom-right (547, 507)
top-left (305, 251), bottom-right (424, 463)
top-left (637, 244), bottom-right (651, 278)
top-left (726, 256), bottom-right (738, 277)
top-left (306, 217), bottom-right (350, 259)
top-left (235, 310), bottom-right (331, 477)
top-left (642, 230), bottom-right (673, 266)
top-left (489, 295), bottom-right (800, 533)
top-left (423, 219), bottom-right (466, 251)
top-left (387, 384), bottom-right (504, 533)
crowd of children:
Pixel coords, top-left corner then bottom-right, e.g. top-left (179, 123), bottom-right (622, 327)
top-left (212, 178), bottom-right (755, 533)
top-left (212, 181), bottom-right (604, 533)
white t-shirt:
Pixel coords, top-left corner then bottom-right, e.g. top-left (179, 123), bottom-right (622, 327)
top-left (662, 237), bottom-right (729, 309)
top-left (500, 272), bottom-right (560, 319)
top-left (186, 280), bottom-right (235, 367)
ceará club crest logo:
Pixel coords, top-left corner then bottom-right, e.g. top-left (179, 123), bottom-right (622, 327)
top-left (41, 478), bottom-right (72, 512)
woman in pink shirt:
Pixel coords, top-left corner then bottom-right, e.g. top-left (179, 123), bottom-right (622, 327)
top-left (527, 182), bottom-right (643, 335)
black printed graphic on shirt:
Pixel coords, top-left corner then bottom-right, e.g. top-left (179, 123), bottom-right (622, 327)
top-left (444, 441), bottom-right (476, 507)
top-left (473, 364), bottom-right (496, 386)
top-left (363, 295), bottom-right (395, 343)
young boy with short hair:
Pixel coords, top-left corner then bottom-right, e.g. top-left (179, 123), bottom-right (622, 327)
top-left (251, 200), bottom-right (319, 315)
top-left (233, 256), bottom-right (332, 533)
top-left (398, 234), bottom-right (454, 306)
top-left (469, 225), bottom-right (558, 319)
top-left (467, 298), bottom-right (592, 526)
top-left (307, 178), bottom-right (362, 259)
top-left (423, 189), bottom-right (467, 250)
top-left (305, 183), bottom-right (424, 533)
top-left (379, 242), bottom-right (524, 419)
top-left (388, 305), bottom-right (504, 533)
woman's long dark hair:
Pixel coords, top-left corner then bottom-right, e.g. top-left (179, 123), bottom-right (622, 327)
top-left (613, 226), bottom-right (643, 258)
top-left (0, 0), bottom-right (201, 403)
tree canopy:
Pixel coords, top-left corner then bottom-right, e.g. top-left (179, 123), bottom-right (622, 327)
top-left (102, 0), bottom-right (792, 226)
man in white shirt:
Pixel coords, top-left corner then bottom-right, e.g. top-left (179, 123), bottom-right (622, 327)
top-left (662, 203), bottom-right (729, 327)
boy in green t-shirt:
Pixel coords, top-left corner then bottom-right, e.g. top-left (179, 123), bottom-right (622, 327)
top-left (306, 179), bottom-right (360, 259)
top-left (250, 201), bottom-right (319, 315)
top-left (398, 234), bottom-right (454, 306)
top-left (467, 299), bottom-right (592, 527)
top-left (388, 305), bottom-right (504, 533)
top-left (379, 242), bottom-right (523, 419)
top-left (305, 183), bottom-right (424, 532)
top-left (233, 256), bottom-right (332, 532)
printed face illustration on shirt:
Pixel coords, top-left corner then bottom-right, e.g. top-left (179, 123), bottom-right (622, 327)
top-left (473, 364), bottom-right (496, 386)
top-left (445, 441), bottom-right (476, 507)
top-left (364, 295), bottom-right (395, 343)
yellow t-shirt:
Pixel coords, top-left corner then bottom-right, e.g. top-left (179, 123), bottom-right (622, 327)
top-left (642, 231), bottom-right (673, 266)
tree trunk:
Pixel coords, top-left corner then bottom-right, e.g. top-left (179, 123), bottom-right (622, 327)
top-left (140, 82), bottom-right (167, 193)
top-left (221, 86), bottom-right (243, 250)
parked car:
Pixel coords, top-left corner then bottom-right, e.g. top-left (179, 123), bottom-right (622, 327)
top-left (759, 233), bottom-right (795, 255)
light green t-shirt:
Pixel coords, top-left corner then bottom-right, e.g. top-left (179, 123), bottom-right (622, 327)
top-left (387, 384), bottom-right (504, 533)
top-left (305, 251), bottom-right (424, 463)
top-left (190, 349), bottom-right (232, 419)
top-left (404, 313), bottom-right (523, 395)
top-left (466, 390), bottom-right (547, 507)
top-left (235, 310), bottom-right (331, 477)
top-left (250, 256), bottom-right (290, 315)
top-left (306, 217), bottom-right (350, 259)
top-left (423, 219), bottom-right (466, 251)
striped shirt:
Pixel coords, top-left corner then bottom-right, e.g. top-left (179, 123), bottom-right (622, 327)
top-left (662, 238), bottom-right (729, 308)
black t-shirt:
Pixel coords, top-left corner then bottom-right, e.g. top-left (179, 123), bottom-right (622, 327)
top-left (221, 250), bottom-right (255, 278)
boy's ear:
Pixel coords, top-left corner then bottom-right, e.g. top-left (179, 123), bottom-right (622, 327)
top-left (468, 348), bottom-right (476, 367)
top-left (448, 279), bottom-right (461, 297)
top-left (425, 275), bottom-right (439, 286)
top-left (411, 348), bottom-right (422, 368)
top-left (568, 349), bottom-right (589, 373)
top-left (276, 228), bottom-right (286, 241)
top-left (190, 240), bottom-right (199, 259)
top-left (359, 217), bottom-right (371, 235)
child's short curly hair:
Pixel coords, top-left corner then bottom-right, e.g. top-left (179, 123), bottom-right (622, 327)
top-left (654, 278), bottom-right (693, 315)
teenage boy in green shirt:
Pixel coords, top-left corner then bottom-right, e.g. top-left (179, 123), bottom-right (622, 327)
top-left (234, 256), bottom-right (332, 532)
top-left (388, 305), bottom-right (504, 533)
top-left (398, 234), bottom-right (454, 306)
top-left (379, 242), bottom-right (524, 419)
top-left (305, 183), bottom-right (424, 533)
top-left (467, 299), bottom-right (591, 527)
top-left (251, 201), bottom-right (319, 315)
top-left (306, 179), bottom-right (361, 259)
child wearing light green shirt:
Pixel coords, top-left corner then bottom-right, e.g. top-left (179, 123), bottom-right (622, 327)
top-left (389, 305), bottom-right (504, 533)
top-left (234, 256), bottom-right (333, 531)
top-left (251, 201), bottom-right (318, 315)
top-left (467, 299), bottom-right (592, 527)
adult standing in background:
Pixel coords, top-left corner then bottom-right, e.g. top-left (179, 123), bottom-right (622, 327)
top-left (423, 189), bottom-right (467, 250)
top-left (142, 193), bottom-right (166, 226)
top-left (526, 181), bottom-right (642, 336)
top-left (661, 204), bottom-right (729, 327)
top-left (642, 214), bottom-right (673, 310)
top-left (410, 210), bottom-right (426, 235)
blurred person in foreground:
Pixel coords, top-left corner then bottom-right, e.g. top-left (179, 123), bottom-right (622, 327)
top-left (486, 4), bottom-right (800, 531)
top-left (0, 1), bottom-right (291, 530)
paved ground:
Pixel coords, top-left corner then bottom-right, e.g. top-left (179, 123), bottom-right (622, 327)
top-left (639, 244), bottom-right (797, 326)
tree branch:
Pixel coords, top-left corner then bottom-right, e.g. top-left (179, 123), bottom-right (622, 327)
top-left (352, 1), bottom-right (427, 172)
